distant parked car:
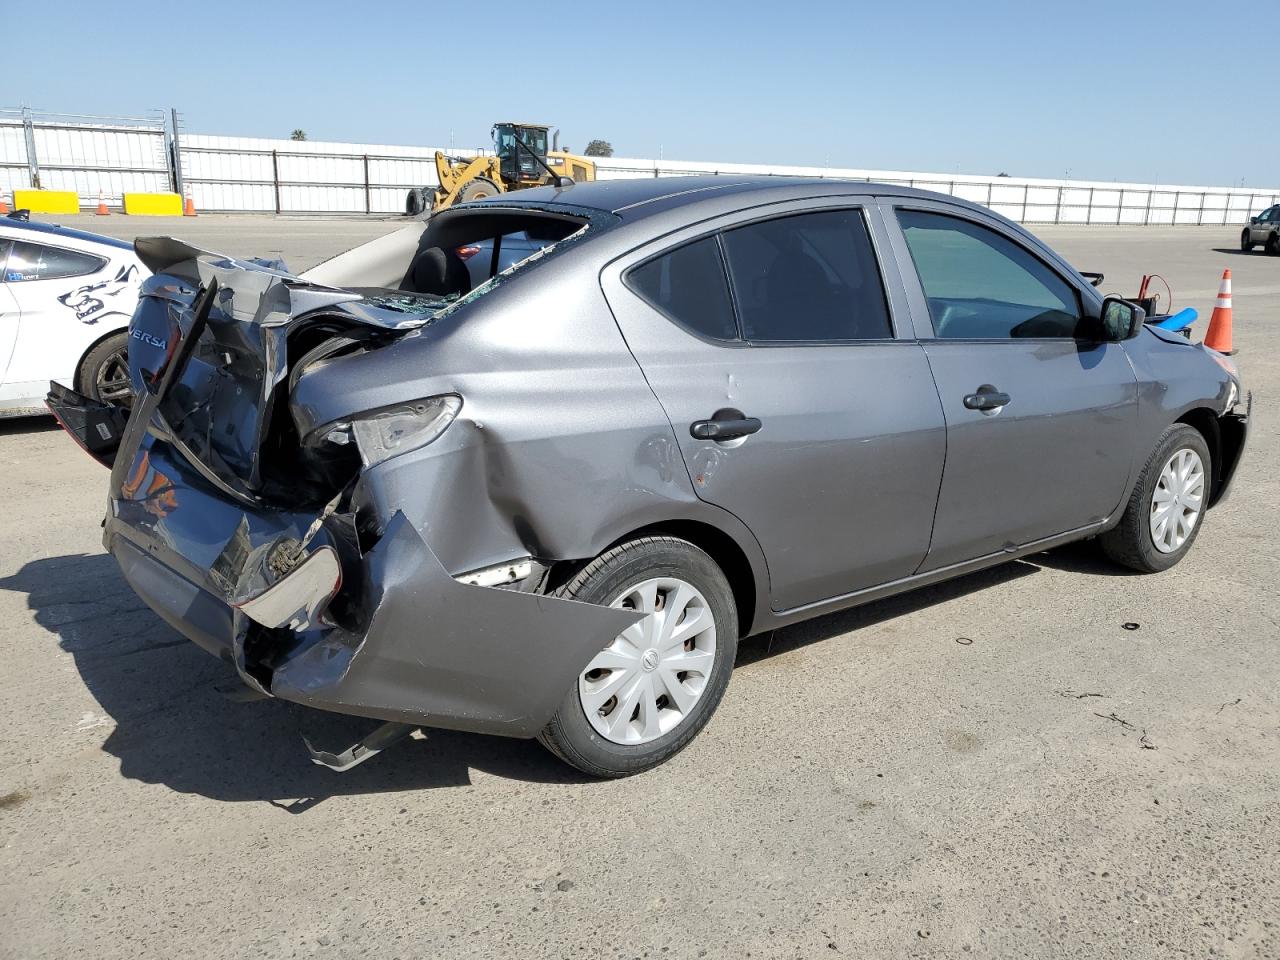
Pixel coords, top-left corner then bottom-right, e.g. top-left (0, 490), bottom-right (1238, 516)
top-left (1, 214), bottom-right (146, 416)
top-left (50, 177), bottom-right (1249, 778)
top-left (1241, 204), bottom-right (1280, 254)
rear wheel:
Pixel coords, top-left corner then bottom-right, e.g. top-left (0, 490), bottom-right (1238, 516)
top-left (1100, 423), bottom-right (1211, 572)
top-left (76, 332), bottom-right (131, 408)
top-left (538, 536), bottom-right (738, 777)
top-left (456, 178), bottom-right (500, 204)
top-left (1240, 230), bottom-right (1254, 252)
top-left (1267, 232), bottom-right (1280, 256)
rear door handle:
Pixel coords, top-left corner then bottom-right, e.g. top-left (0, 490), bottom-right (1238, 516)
top-left (962, 385), bottom-right (1011, 411)
top-left (690, 408), bottom-right (762, 441)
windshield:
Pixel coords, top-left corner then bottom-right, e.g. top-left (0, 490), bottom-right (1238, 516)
top-left (494, 125), bottom-right (549, 181)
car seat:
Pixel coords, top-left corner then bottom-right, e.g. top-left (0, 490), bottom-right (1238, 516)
top-left (400, 246), bottom-right (471, 297)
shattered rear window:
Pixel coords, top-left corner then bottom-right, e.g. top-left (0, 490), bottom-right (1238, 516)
top-left (426, 209), bottom-right (608, 321)
top-left (359, 291), bottom-right (450, 313)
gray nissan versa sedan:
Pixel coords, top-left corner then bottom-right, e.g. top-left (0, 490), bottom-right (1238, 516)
top-left (47, 176), bottom-right (1249, 777)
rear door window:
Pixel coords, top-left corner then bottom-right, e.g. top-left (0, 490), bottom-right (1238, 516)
top-left (5, 241), bottom-right (106, 282)
top-left (897, 210), bottom-right (1083, 339)
top-left (720, 210), bottom-right (893, 342)
top-left (627, 236), bottom-right (738, 341)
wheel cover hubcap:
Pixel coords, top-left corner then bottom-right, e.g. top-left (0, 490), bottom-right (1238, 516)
top-left (577, 577), bottom-right (717, 746)
top-left (1149, 447), bottom-right (1204, 554)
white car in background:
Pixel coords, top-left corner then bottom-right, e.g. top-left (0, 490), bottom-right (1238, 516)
top-left (1, 215), bottom-right (147, 416)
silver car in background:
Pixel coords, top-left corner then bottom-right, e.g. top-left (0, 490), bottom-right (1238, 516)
top-left (49, 176), bottom-right (1249, 778)
top-left (1241, 203), bottom-right (1280, 254)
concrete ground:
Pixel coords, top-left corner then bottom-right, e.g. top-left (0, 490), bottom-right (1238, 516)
top-left (37, 212), bottom-right (409, 273)
top-left (1, 219), bottom-right (1276, 959)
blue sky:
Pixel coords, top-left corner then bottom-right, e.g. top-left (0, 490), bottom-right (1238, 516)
top-left (7, 0), bottom-right (1277, 186)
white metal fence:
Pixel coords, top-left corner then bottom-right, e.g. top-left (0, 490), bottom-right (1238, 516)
top-left (3, 107), bottom-right (1278, 225)
top-left (178, 135), bottom-right (489, 214)
top-left (0, 108), bottom-right (171, 202)
top-left (597, 157), bottom-right (1277, 226)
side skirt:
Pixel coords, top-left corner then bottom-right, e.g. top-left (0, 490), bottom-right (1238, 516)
top-left (756, 520), bottom-right (1110, 635)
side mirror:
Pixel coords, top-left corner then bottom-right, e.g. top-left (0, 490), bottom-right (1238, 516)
top-left (1101, 296), bottom-right (1146, 341)
top-left (1250, 216), bottom-right (1259, 224)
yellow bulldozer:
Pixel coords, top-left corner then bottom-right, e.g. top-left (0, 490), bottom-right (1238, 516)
top-left (405, 122), bottom-right (597, 215)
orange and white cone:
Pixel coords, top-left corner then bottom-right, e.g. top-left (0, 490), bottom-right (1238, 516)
top-left (183, 189), bottom-right (196, 217)
top-left (1203, 268), bottom-right (1234, 355)
top-left (0, 192), bottom-right (9, 215)
top-left (96, 191), bottom-right (109, 216)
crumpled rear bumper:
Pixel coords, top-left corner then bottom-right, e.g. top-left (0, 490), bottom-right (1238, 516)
top-left (105, 443), bottom-right (641, 739)
top-left (268, 513), bottom-right (641, 736)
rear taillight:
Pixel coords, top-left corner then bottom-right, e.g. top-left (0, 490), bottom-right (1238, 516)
top-left (456, 245), bottom-right (482, 260)
top-left (45, 400), bottom-right (117, 467)
top-left (44, 382), bottom-right (128, 468)
top-left (313, 395), bottom-right (463, 470)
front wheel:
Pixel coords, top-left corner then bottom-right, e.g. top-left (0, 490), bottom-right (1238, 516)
top-left (455, 177), bottom-right (501, 204)
top-left (1241, 230), bottom-right (1254, 252)
top-left (538, 536), bottom-right (738, 778)
top-left (1100, 423), bottom-right (1211, 572)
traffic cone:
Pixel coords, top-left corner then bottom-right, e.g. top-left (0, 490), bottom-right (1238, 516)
top-left (0, 192), bottom-right (8, 215)
top-left (183, 189), bottom-right (196, 217)
top-left (96, 191), bottom-right (109, 216)
top-left (1203, 268), bottom-right (1234, 355)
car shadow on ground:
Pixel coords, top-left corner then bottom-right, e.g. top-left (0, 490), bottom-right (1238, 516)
top-left (1022, 539), bottom-right (1142, 577)
top-left (736, 558), bottom-right (1042, 665)
top-left (0, 416), bottom-right (60, 438)
top-left (0, 552), bottom-right (594, 808)
top-left (1210, 247), bottom-right (1272, 257)
top-left (1, 544), bottom-right (1116, 807)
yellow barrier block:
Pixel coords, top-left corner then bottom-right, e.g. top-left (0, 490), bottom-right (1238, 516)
top-left (123, 192), bottom-right (183, 216)
top-left (13, 190), bottom-right (80, 214)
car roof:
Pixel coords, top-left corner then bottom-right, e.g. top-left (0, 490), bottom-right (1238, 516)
top-left (491, 174), bottom-right (988, 222)
top-left (0, 217), bottom-right (133, 251)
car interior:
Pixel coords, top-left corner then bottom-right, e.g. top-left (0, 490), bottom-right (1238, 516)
top-left (301, 210), bottom-right (589, 296)
top-left (398, 212), bottom-right (585, 298)
top-left (899, 211), bottom-right (1086, 339)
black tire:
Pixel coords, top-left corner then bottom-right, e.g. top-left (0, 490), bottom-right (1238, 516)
top-left (1240, 230), bottom-right (1254, 252)
top-left (538, 536), bottom-right (738, 778)
top-left (75, 331), bottom-right (132, 408)
top-left (456, 178), bottom-right (500, 203)
top-left (405, 187), bottom-right (431, 216)
top-left (1266, 232), bottom-right (1280, 256)
top-left (1100, 423), bottom-right (1212, 573)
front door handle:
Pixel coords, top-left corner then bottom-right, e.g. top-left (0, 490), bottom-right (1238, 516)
top-left (690, 408), bottom-right (762, 441)
top-left (962, 385), bottom-right (1011, 411)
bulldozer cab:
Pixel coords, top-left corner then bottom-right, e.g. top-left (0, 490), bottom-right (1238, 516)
top-left (493, 123), bottom-right (550, 186)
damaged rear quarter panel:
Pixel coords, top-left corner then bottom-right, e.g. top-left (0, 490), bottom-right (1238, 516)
top-left (289, 250), bottom-right (768, 581)
top-left (105, 222), bottom-right (773, 738)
